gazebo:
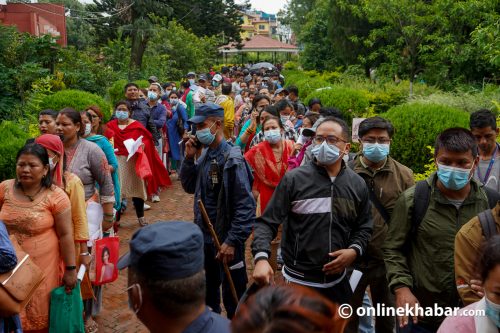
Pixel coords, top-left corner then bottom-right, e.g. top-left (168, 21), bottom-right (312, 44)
top-left (219, 35), bottom-right (299, 63)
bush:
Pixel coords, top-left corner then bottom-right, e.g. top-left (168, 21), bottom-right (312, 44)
top-left (40, 89), bottom-right (112, 121)
top-left (0, 121), bottom-right (31, 181)
top-left (304, 87), bottom-right (371, 125)
top-left (383, 103), bottom-right (470, 173)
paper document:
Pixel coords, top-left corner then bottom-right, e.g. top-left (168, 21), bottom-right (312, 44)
top-left (349, 269), bottom-right (363, 292)
top-left (124, 135), bottom-right (143, 161)
top-left (77, 264), bottom-right (86, 281)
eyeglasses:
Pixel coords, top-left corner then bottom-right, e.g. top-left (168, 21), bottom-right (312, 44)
top-left (360, 138), bottom-right (391, 144)
top-left (313, 135), bottom-right (347, 145)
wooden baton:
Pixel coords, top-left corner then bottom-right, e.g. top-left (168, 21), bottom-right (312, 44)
top-left (197, 199), bottom-right (239, 305)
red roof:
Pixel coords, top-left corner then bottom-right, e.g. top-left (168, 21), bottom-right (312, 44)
top-left (220, 35), bottom-right (298, 52)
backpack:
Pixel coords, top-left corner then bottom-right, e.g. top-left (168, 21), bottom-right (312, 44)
top-left (411, 180), bottom-right (498, 238)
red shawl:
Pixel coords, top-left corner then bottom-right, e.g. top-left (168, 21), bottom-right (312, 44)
top-left (244, 140), bottom-right (294, 212)
top-left (106, 120), bottom-right (171, 195)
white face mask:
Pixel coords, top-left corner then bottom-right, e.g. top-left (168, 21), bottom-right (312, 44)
top-left (49, 157), bottom-right (56, 171)
top-left (84, 123), bottom-right (92, 137)
top-left (127, 283), bottom-right (143, 315)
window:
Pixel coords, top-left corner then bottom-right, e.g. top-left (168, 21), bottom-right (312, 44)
top-left (259, 25), bottom-right (265, 30)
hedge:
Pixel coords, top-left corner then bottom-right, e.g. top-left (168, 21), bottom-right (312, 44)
top-left (304, 87), bottom-right (371, 125)
top-left (0, 121), bottom-right (31, 181)
top-left (40, 90), bottom-right (112, 121)
top-left (383, 103), bottom-right (470, 173)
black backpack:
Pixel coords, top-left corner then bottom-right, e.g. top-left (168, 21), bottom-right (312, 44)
top-left (412, 180), bottom-right (499, 238)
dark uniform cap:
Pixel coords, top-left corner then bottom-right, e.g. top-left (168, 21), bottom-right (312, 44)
top-left (189, 103), bottom-right (224, 124)
top-left (117, 221), bottom-right (204, 281)
top-left (198, 74), bottom-right (208, 82)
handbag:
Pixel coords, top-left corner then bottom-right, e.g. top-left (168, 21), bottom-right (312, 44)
top-left (0, 235), bottom-right (45, 317)
top-left (49, 282), bottom-right (84, 333)
top-left (90, 235), bottom-right (119, 286)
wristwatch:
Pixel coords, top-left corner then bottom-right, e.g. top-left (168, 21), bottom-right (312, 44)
top-left (80, 252), bottom-right (91, 256)
top-left (65, 265), bottom-right (77, 271)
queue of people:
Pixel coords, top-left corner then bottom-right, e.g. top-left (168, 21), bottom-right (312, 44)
top-left (1, 64), bottom-right (500, 333)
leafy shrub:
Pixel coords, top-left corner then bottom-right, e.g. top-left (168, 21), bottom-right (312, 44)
top-left (40, 90), bottom-right (112, 121)
top-left (410, 88), bottom-right (500, 113)
top-left (283, 61), bottom-right (299, 70)
top-left (383, 103), bottom-right (470, 173)
top-left (293, 77), bottom-right (330, 100)
top-left (0, 121), bottom-right (31, 181)
top-left (414, 146), bottom-right (437, 181)
top-left (304, 87), bottom-right (371, 125)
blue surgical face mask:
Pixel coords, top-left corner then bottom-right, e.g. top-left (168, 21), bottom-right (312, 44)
top-left (170, 98), bottom-right (178, 106)
top-left (212, 81), bottom-right (219, 88)
top-left (363, 143), bottom-right (390, 163)
top-left (436, 163), bottom-right (474, 190)
top-left (312, 141), bottom-right (342, 166)
top-left (485, 296), bottom-right (500, 328)
top-left (189, 79), bottom-right (195, 85)
top-left (115, 110), bottom-right (129, 120)
top-left (147, 91), bottom-right (158, 100)
top-left (196, 122), bottom-right (216, 146)
top-left (280, 115), bottom-right (290, 123)
top-left (264, 129), bottom-right (281, 144)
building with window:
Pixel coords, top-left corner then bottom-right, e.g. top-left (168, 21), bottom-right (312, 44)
top-left (239, 10), bottom-right (278, 40)
top-left (0, 3), bottom-right (67, 46)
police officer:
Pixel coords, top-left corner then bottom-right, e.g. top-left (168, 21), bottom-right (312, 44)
top-left (118, 221), bottom-right (231, 333)
top-left (180, 103), bottom-right (255, 318)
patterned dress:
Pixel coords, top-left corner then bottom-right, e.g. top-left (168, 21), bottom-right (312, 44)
top-left (0, 180), bottom-right (70, 331)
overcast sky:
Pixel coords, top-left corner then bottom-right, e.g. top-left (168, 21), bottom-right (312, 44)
top-left (238, 0), bottom-right (288, 14)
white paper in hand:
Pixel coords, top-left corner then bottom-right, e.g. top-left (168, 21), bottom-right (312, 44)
top-left (349, 269), bottom-right (363, 292)
top-left (124, 135), bottom-right (143, 161)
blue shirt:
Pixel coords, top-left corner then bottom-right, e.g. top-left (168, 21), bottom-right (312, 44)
top-left (180, 140), bottom-right (255, 246)
top-left (0, 221), bottom-right (17, 273)
top-left (150, 102), bottom-right (167, 130)
top-left (182, 307), bottom-right (230, 333)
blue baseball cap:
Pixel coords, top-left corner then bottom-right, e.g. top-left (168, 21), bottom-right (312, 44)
top-left (188, 103), bottom-right (224, 124)
top-left (117, 221), bottom-right (204, 280)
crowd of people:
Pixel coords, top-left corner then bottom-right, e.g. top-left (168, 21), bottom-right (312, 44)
top-left (0, 64), bottom-right (500, 333)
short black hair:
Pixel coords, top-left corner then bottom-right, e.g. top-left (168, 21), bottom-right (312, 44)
top-left (182, 81), bottom-right (190, 89)
top-left (308, 98), bottom-right (321, 108)
top-left (261, 105), bottom-right (279, 118)
top-left (136, 270), bottom-right (206, 317)
top-left (124, 82), bottom-right (139, 92)
top-left (221, 83), bottom-right (232, 95)
top-left (275, 99), bottom-right (292, 113)
top-left (287, 85), bottom-right (299, 96)
top-left (358, 117), bottom-right (395, 138)
top-left (470, 109), bottom-right (497, 130)
top-left (479, 235), bottom-right (500, 282)
top-left (16, 143), bottom-right (52, 188)
top-left (319, 107), bottom-right (343, 119)
top-left (39, 109), bottom-right (58, 119)
top-left (316, 116), bottom-right (350, 141)
top-left (434, 127), bottom-right (479, 158)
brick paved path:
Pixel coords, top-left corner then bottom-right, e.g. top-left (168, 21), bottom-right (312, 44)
top-left (94, 181), bottom-right (278, 332)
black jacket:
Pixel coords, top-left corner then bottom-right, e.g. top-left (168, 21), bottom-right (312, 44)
top-left (252, 161), bottom-right (373, 284)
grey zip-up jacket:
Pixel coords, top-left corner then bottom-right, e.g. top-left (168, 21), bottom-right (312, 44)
top-left (252, 161), bottom-right (373, 284)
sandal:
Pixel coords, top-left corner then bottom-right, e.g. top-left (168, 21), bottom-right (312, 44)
top-left (138, 217), bottom-right (148, 226)
top-left (85, 318), bottom-right (98, 333)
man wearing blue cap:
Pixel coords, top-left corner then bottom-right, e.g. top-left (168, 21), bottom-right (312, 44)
top-left (118, 221), bottom-right (230, 333)
top-left (180, 102), bottom-right (255, 318)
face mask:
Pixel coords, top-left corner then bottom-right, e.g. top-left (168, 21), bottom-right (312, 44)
top-left (437, 163), bottom-right (474, 190)
top-left (290, 116), bottom-right (296, 122)
top-left (127, 283), bottom-right (143, 315)
top-left (312, 141), bottom-right (342, 166)
top-left (188, 79), bottom-right (195, 85)
top-left (280, 115), bottom-right (290, 123)
top-left (264, 129), bottom-right (281, 144)
top-left (172, 87), bottom-right (177, 92)
top-left (485, 296), bottom-right (500, 328)
top-left (84, 123), bottom-right (92, 137)
top-left (212, 81), bottom-right (219, 88)
top-left (363, 143), bottom-right (390, 163)
top-left (196, 122), bottom-right (216, 146)
top-left (244, 97), bottom-right (250, 103)
top-left (147, 91), bottom-right (158, 100)
top-left (116, 110), bottom-right (129, 121)
top-left (161, 91), bottom-right (171, 100)
top-left (170, 98), bottom-right (178, 106)
top-left (49, 157), bottom-right (56, 171)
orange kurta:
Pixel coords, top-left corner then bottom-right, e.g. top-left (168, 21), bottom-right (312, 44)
top-left (0, 179), bottom-right (70, 331)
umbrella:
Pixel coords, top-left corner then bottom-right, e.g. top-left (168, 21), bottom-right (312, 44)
top-left (250, 62), bottom-right (277, 71)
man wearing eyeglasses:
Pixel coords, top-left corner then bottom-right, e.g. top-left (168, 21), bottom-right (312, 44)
top-left (345, 117), bottom-right (414, 333)
top-left (252, 117), bottom-right (373, 305)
